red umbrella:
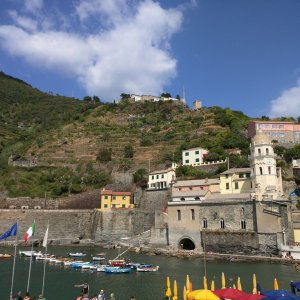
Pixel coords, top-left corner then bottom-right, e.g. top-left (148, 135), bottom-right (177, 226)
top-left (235, 294), bottom-right (267, 300)
top-left (213, 288), bottom-right (248, 300)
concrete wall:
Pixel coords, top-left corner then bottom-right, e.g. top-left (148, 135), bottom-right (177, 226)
top-left (0, 209), bottom-right (154, 244)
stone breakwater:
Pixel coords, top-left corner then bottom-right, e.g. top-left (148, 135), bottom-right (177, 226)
top-left (0, 209), bottom-right (154, 244)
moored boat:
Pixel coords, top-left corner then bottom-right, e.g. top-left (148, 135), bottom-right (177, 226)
top-left (92, 256), bottom-right (105, 261)
top-left (69, 252), bottom-right (86, 257)
top-left (137, 265), bottom-right (159, 272)
top-left (0, 253), bottom-right (12, 259)
top-left (104, 266), bottom-right (132, 274)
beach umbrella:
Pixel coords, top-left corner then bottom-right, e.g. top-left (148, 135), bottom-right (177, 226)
top-left (186, 275), bottom-right (191, 294)
top-left (184, 286), bottom-right (187, 300)
top-left (262, 290), bottom-right (300, 300)
top-left (211, 280), bottom-right (215, 291)
top-left (222, 272), bottom-right (226, 289)
top-left (233, 284), bottom-right (237, 289)
top-left (166, 276), bottom-right (172, 298)
top-left (235, 294), bottom-right (267, 300)
top-left (274, 279), bottom-right (279, 291)
top-left (237, 277), bottom-right (242, 291)
top-left (253, 274), bottom-right (257, 295)
top-left (213, 288), bottom-right (248, 300)
top-left (188, 289), bottom-right (220, 300)
top-left (190, 282), bottom-right (193, 292)
top-left (173, 280), bottom-right (178, 300)
top-left (204, 276), bottom-right (208, 290)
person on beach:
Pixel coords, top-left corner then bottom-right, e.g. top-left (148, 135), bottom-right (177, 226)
top-left (74, 281), bottom-right (89, 298)
top-left (110, 293), bottom-right (115, 300)
top-left (98, 290), bottom-right (107, 299)
top-left (23, 292), bottom-right (30, 300)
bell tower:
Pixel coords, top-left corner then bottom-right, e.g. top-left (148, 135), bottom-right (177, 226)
top-left (250, 129), bottom-right (282, 200)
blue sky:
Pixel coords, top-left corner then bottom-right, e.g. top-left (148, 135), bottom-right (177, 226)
top-left (0, 0), bottom-right (300, 118)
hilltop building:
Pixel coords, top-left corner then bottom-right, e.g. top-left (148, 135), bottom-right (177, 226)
top-left (151, 130), bottom-right (293, 255)
top-left (193, 100), bottom-right (202, 110)
top-left (182, 147), bottom-right (208, 166)
top-left (130, 94), bottom-right (185, 103)
top-left (248, 120), bottom-right (300, 144)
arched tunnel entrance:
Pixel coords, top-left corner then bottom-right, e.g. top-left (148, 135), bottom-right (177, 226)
top-left (179, 238), bottom-right (195, 250)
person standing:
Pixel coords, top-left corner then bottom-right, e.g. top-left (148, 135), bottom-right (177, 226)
top-left (110, 293), bottom-right (115, 300)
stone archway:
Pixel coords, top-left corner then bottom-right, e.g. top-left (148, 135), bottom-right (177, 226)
top-left (179, 238), bottom-right (195, 250)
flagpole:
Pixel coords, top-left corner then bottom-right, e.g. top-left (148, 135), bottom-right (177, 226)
top-left (41, 222), bottom-right (49, 296)
top-left (10, 221), bottom-right (18, 299)
top-left (27, 241), bottom-right (34, 293)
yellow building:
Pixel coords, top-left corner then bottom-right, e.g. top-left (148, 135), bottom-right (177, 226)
top-left (220, 168), bottom-right (252, 194)
top-left (100, 190), bottom-right (133, 211)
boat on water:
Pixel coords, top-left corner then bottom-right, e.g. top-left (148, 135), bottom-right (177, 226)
top-left (0, 253), bottom-right (12, 259)
top-left (19, 250), bottom-right (43, 257)
top-left (92, 256), bottom-right (105, 261)
top-left (109, 259), bottom-right (127, 267)
top-left (69, 252), bottom-right (86, 257)
top-left (137, 265), bottom-right (159, 272)
top-left (104, 266), bottom-right (132, 274)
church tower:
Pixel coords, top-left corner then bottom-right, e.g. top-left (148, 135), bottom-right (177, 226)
top-left (250, 129), bottom-right (283, 200)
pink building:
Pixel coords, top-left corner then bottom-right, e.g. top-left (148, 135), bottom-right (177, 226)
top-left (248, 121), bottom-right (300, 144)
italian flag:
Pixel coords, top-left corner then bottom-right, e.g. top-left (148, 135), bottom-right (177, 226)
top-left (24, 222), bottom-right (35, 242)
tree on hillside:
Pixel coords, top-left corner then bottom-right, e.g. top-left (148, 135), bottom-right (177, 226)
top-left (133, 168), bottom-right (147, 188)
top-left (120, 93), bottom-right (130, 99)
top-left (97, 148), bottom-right (112, 162)
top-left (161, 92), bottom-right (172, 98)
top-left (124, 144), bottom-right (134, 158)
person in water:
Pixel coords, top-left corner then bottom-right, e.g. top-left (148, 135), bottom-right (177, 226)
top-left (74, 281), bottom-right (89, 298)
top-left (23, 292), bottom-right (30, 300)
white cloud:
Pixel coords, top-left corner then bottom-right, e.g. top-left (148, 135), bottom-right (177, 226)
top-left (0, 0), bottom-right (183, 100)
top-left (269, 81), bottom-right (300, 118)
top-left (25, 0), bottom-right (43, 14)
top-left (8, 10), bottom-right (37, 32)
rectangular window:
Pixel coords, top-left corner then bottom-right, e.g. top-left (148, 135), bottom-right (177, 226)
top-left (235, 182), bottom-right (239, 189)
top-left (177, 210), bottom-right (181, 221)
top-left (191, 209), bottom-right (195, 220)
top-left (152, 175), bottom-right (154, 179)
top-left (226, 183), bottom-right (229, 190)
top-left (185, 160), bottom-right (189, 164)
top-left (225, 174), bottom-right (229, 178)
top-left (104, 204), bottom-right (108, 208)
top-left (195, 150), bottom-right (199, 155)
top-left (161, 174), bottom-right (164, 178)
top-left (104, 196), bottom-right (108, 199)
top-left (156, 175), bottom-right (159, 179)
top-left (122, 196), bottom-right (126, 200)
top-left (122, 204), bottom-right (125, 208)
top-left (112, 196), bottom-right (116, 200)
top-left (185, 152), bottom-right (189, 156)
top-left (195, 158), bottom-right (199, 163)
top-left (112, 204), bottom-right (116, 208)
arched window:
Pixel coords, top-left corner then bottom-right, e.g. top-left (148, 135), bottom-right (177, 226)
top-left (220, 218), bottom-right (225, 229)
top-left (268, 166), bottom-right (271, 175)
top-left (180, 197), bottom-right (185, 201)
top-left (266, 148), bottom-right (269, 155)
top-left (191, 209), bottom-right (195, 220)
top-left (259, 167), bottom-right (263, 175)
top-left (241, 207), bottom-right (245, 216)
top-left (177, 210), bottom-right (181, 221)
top-left (258, 148), bottom-right (261, 155)
top-left (202, 218), bottom-right (207, 228)
top-left (195, 196), bottom-right (200, 201)
top-left (241, 219), bottom-right (246, 230)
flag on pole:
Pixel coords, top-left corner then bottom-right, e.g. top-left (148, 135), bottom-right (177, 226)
top-left (0, 223), bottom-right (18, 240)
top-left (24, 222), bottom-right (35, 242)
top-left (42, 226), bottom-right (48, 248)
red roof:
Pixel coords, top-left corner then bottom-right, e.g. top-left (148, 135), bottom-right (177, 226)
top-left (101, 190), bottom-right (131, 196)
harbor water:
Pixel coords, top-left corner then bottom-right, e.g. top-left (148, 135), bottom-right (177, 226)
top-left (0, 246), bottom-right (299, 299)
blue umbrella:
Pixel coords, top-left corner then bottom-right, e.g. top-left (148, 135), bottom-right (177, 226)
top-left (291, 282), bottom-right (300, 295)
top-left (262, 290), bottom-right (300, 300)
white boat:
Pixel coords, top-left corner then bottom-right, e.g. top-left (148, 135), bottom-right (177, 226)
top-left (69, 252), bottom-right (86, 257)
top-left (19, 250), bottom-right (43, 257)
top-left (92, 256), bottom-right (105, 261)
top-left (97, 265), bottom-right (109, 272)
top-left (137, 265), bottom-right (159, 272)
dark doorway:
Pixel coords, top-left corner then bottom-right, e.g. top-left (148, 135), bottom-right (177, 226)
top-left (179, 238), bottom-right (195, 250)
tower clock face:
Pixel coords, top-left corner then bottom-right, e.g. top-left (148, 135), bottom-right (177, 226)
top-left (265, 158), bottom-right (273, 166)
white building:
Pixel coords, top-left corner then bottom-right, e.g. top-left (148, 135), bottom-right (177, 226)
top-left (147, 167), bottom-right (176, 190)
top-left (182, 147), bottom-right (208, 166)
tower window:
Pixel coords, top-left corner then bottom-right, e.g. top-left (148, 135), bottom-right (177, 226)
top-left (241, 207), bottom-right (245, 216)
top-left (226, 183), bottom-right (229, 190)
top-left (241, 219), bottom-right (246, 230)
top-left (177, 210), bottom-right (181, 221)
top-left (202, 218), bottom-right (207, 228)
top-left (268, 166), bottom-right (271, 174)
top-left (220, 218), bottom-right (225, 229)
top-left (191, 209), bottom-right (195, 220)
top-left (235, 182), bottom-right (239, 189)
top-left (266, 148), bottom-right (269, 155)
top-left (258, 148), bottom-right (261, 155)
top-left (259, 167), bottom-right (263, 175)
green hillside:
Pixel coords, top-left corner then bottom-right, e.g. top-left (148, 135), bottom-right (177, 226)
top-left (0, 72), bottom-right (297, 198)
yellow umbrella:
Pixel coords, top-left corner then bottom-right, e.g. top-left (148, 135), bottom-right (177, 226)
top-left (183, 286), bottom-right (187, 300)
top-left (166, 276), bottom-right (172, 298)
top-left (211, 280), bottom-right (215, 291)
top-left (221, 272), bottom-right (226, 289)
top-left (274, 278), bottom-right (279, 290)
top-left (253, 274), bottom-right (257, 294)
top-left (237, 277), bottom-right (242, 291)
top-left (188, 289), bottom-right (220, 300)
top-left (173, 280), bottom-right (178, 300)
top-left (203, 276), bottom-right (208, 290)
top-left (186, 275), bottom-right (191, 294)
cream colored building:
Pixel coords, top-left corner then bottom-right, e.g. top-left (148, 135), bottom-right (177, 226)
top-left (220, 168), bottom-right (252, 194)
top-left (147, 167), bottom-right (176, 190)
top-left (182, 147), bottom-right (208, 166)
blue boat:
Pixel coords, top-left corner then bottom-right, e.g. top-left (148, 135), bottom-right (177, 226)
top-left (104, 266), bottom-right (132, 274)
